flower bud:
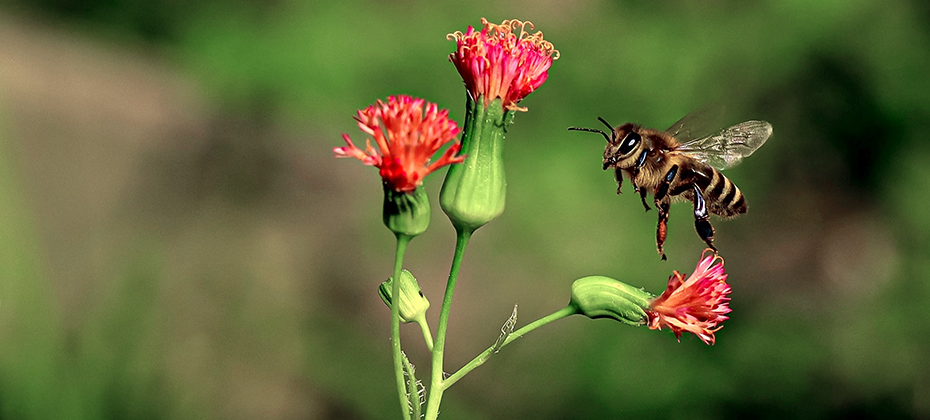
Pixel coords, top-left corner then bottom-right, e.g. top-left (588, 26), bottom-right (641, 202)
top-left (440, 96), bottom-right (508, 232)
top-left (379, 269), bottom-right (430, 324)
top-left (569, 276), bottom-right (653, 326)
top-left (383, 185), bottom-right (430, 237)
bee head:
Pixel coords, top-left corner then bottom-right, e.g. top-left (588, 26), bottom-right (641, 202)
top-left (568, 118), bottom-right (644, 170)
top-left (603, 123), bottom-right (643, 170)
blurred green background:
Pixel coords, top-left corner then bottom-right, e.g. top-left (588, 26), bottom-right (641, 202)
top-left (1, 0), bottom-right (929, 418)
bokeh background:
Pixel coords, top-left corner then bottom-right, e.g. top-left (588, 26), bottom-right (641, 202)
top-left (1, 0), bottom-right (929, 419)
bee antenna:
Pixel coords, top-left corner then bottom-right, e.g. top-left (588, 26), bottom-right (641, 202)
top-left (597, 117), bottom-right (614, 132)
top-left (567, 126), bottom-right (610, 143)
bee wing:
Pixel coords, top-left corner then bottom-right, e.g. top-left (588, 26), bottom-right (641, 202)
top-left (675, 120), bottom-right (773, 170)
top-left (665, 106), bottom-right (727, 144)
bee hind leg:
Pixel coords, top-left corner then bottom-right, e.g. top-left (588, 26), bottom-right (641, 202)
top-left (653, 165), bottom-right (679, 260)
top-left (656, 200), bottom-right (670, 260)
top-left (691, 184), bottom-right (717, 252)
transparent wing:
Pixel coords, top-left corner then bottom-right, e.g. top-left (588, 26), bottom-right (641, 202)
top-left (675, 120), bottom-right (772, 170)
top-left (665, 106), bottom-right (727, 144)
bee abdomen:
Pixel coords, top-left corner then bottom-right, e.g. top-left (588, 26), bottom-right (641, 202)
top-left (705, 168), bottom-right (747, 217)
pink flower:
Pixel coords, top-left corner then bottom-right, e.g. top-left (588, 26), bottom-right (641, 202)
top-left (447, 18), bottom-right (559, 111)
top-left (334, 95), bottom-right (464, 193)
top-left (646, 250), bottom-right (732, 345)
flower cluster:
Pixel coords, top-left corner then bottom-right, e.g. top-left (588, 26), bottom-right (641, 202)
top-left (333, 16), bottom-right (743, 420)
top-left (448, 18), bottom-right (559, 111)
top-left (334, 95), bottom-right (464, 193)
top-left (646, 250), bottom-right (732, 345)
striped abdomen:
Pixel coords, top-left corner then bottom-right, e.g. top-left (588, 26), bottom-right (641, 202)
top-left (701, 167), bottom-right (746, 217)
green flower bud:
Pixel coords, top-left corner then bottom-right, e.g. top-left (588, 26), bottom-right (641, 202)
top-left (383, 185), bottom-right (430, 237)
top-left (440, 96), bottom-right (511, 232)
top-left (379, 269), bottom-right (430, 324)
top-left (569, 276), bottom-right (654, 326)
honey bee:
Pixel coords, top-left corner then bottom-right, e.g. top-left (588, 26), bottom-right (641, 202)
top-left (569, 112), bottom-right (772, 259)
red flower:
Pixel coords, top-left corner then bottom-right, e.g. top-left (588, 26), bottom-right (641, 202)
top-left (448, 18), bottom-right (559, 111)
top-left (334, 95), bottom-right (464, 193)
top-left (646, 250), bottom-right (732, 345)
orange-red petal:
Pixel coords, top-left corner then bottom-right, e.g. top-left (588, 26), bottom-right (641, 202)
top-left (334, 95), bottom-right (463, 192)
top-left (646, 250), bottom-right (732, 345)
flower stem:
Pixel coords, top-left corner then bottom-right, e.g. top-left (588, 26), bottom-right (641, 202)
top-left (417, 318), bottom-right (434, 351)
top-left (441, 305), bottom-right (578, 390)
top-left (391, 234), bottom-right (413, 420)
top-left (423, 227), bottom-right (472, 420)
top-left (402, 353), bottom-right (421, 420)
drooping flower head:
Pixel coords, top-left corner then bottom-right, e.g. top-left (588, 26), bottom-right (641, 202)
top-left (334, 95), bottom-right (464, 193)
top-left (646, 249), bottom-right (732, 345)
top-left (447, 18), bottom-right (559, 111)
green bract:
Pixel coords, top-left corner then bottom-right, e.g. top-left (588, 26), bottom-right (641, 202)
top-left (383, 185), bottom-right (431, 237)
top-left (569, 276), bottom-right (653, 326)
top-left (440, 96), bottom-right (511, 233)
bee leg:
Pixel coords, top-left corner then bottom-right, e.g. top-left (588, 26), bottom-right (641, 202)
top-left (656, 200), bottom-right (670, 260)
top-left (639, 188), bottom-right (651, 212)
top-left (653, 165), bottom-right (679, 260)
top-left (691, 184), bottom-right (717, 252)
top-left (614, 168), bottom-right (624, 194)
top-left (630, 177), bottom-right (649, 210)
top-left (654, 165), bottom-right (679, 203)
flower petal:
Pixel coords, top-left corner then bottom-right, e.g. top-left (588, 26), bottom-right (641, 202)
top-left (448, 18), bottom-right (559, 111)
top-left (336, 96), bottom-right (462, 192)
top-left (646, 250), bottom-right (732, 345)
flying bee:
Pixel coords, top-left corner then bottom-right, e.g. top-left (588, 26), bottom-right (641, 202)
top-left (569, 112), bottom-right (772, 259)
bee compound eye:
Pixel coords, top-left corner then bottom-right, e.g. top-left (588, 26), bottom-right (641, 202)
top-left (618, 131), bottom-right (641, 156)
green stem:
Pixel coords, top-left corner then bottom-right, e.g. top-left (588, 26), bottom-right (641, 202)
top-left (423, 227), bottom-right (473, 420)
top-left (401, 353), bottom-right (421, 420)
top-left (417, 318), bottom-right (434, 351)
top-left (391, 234), bottom-right (413, 420)
top-left (441, 305), bottom-right (579, 390)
